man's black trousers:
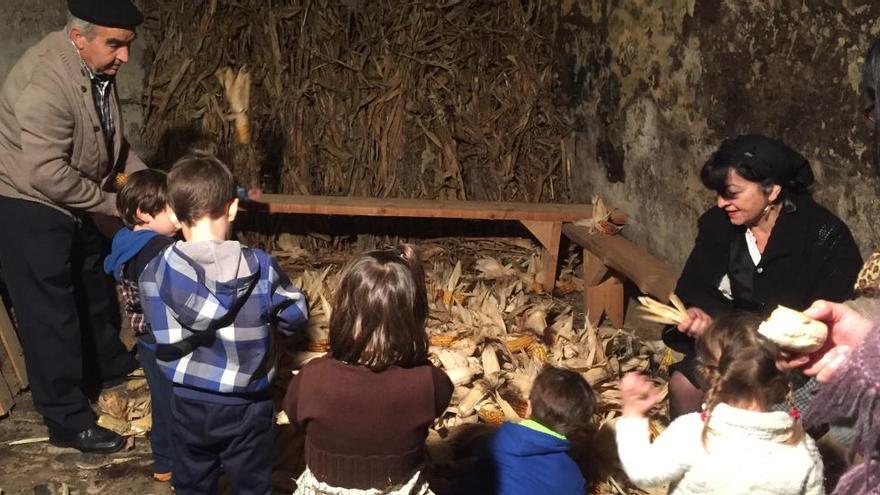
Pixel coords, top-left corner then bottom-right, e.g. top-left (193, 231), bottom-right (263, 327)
top-left (0, 196), bottom-right (134, 434)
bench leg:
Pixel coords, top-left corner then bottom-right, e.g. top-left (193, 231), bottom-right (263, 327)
top-left (0, 369), bottom-right (13, 416)
top-left (0, 299), bottom-right (26, 389)
top-left (583, 248), bottom-right (624, 328)
top-left (520, 220), bottom-right (562, 293)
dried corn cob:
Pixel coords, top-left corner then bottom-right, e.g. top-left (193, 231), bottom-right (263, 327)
top-left (307, 338), bottom-right (330, 352)
top-left (504, 334), bottom-right (537, 353)
top-left (527, 342), bottom-right (548, 363)
top-left (215, 67), bottom-right (251, 144)
top-left (477, 407), bottom-right (505, 425)
top-left (430, 333), bottom-right (458, 347)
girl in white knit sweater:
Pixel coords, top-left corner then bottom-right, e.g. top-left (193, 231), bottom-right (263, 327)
top-left (616, 312), bottom-right (824, 495)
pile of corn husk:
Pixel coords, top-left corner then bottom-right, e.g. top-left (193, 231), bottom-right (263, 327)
top-left (102, 237), bottom-right (670, 493)
top-left (96, 370), bottom-right (153, 437)
top-left (283, 238), bottom-right (668, 422)
top-left (277, 237), bottom-right (670, 494)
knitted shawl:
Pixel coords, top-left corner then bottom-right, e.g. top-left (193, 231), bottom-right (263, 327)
top-left (805, 324), bottom-right (880, 495)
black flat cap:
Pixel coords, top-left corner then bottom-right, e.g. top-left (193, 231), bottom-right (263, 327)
top-left (68, 0), bottom-right (144, 29)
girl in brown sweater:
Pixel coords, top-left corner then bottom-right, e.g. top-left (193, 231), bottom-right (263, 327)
top-left (284, 245), bottom-right (453, 495)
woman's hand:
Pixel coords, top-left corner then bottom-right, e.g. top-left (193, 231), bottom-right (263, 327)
top-left (776, 300), bottom-right (874, 382)
top-left (677, 307), bottom-right (712, 338)
top-left (620, 372), bottom-right (661, 418)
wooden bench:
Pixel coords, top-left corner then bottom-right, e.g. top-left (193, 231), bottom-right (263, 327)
top-left (562, 224), bottom-right (678, 328)
top-left (262, 194), bottom-right (625, 291)
top-left (0, 297), bottom-right (27, 416)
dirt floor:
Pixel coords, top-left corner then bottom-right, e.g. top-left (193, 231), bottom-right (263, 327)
top-left (0, 390), bottom-right (172, 495)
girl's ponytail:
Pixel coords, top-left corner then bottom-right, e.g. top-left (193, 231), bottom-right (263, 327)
top-left (700, 371), bottom-right (723, 448)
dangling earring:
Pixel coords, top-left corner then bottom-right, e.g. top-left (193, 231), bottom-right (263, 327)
top-left (761, 204), bottom-right (772, 216)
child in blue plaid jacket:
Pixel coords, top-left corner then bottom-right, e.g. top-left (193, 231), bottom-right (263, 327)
top-left (139, 154), bottom-right (309, 495)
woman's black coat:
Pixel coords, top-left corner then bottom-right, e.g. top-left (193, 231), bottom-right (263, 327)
top-left (675, 194), bottom-right (863, 318)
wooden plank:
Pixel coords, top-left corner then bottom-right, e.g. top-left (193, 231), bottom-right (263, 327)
top-left (582, 249), bottom-right (609, 286)
top-left (263, 194), bottom-right (628, 224)
top-left (0, 369), bottom-right (14, 416)
top-left (585, 274), bottom-right (624, 328)
top-left (605, 276), bottom-right (625, 328)
top-left (0, 299), bottom-right (26, 389)
top-left (564, 224), bottom-right (677, 301)
top-left (520, 220), bottom-right (562, 292)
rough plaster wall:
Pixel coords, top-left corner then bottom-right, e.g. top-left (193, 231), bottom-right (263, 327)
top-left (0, 0), bottom-right (147, 151)
top-left (558, 0), bottom-right (880, 270)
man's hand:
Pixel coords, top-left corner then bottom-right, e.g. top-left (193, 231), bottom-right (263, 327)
top-left (777, 300), bottom-right (874, 382)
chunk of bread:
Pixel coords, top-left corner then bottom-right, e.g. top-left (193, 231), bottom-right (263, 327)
top-left (757, 305), bottom-right (828, 352)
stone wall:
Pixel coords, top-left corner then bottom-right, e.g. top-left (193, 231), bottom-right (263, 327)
top-left (557, 0), bottom-right (880, 269)
top-left (0, 0), bottom-right (147, 151)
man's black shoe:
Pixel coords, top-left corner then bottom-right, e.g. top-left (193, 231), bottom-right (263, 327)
top-left (49, 425), bottom-right (125, 454)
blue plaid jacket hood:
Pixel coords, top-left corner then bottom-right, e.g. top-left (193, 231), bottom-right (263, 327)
top-left (139, 242), bottom-right (308, 394)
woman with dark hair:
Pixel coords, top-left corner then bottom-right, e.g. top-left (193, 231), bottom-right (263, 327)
top-left (666, 134), bottom-right (863, 418)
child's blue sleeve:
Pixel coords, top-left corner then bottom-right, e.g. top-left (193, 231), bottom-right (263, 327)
top-left (268, 257), bottom-right (309, 335)
top-left (137, 256), bottom-right (168, 342)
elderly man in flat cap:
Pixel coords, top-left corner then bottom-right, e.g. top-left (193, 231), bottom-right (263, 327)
top-left (0, 0), bottom-right (146, 453)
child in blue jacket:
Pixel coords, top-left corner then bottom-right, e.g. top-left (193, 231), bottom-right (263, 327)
top-left (139, 154), bottom-right (309, 494)
top-left (103, 169), bottom-right (178, 482)
top-left (456, 366), bottom-right (596, 495)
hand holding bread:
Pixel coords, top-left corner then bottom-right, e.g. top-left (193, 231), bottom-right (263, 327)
top-left (758, 305), bottom-right (828, 352)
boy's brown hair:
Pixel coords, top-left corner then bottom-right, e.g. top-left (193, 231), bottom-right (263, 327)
top-left (529, 366), bottom-right (597, 437)
top-left (697, 311), bottom-right (804, 447)
top-left (117, 169), bottom-right (169, 229)
top-left (166, 154), bottom-right (236, 226)
top-left (329, 244), bottom-right (429, 371)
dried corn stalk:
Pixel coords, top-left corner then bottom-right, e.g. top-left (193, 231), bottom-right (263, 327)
top-left (143, 0), bottom-right (572, 204)
top-left (215, 67), bottom-right (251, 144)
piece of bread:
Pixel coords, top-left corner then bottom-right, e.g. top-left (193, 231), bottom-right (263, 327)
top-left (757, 305), bottom-right (828, 352)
